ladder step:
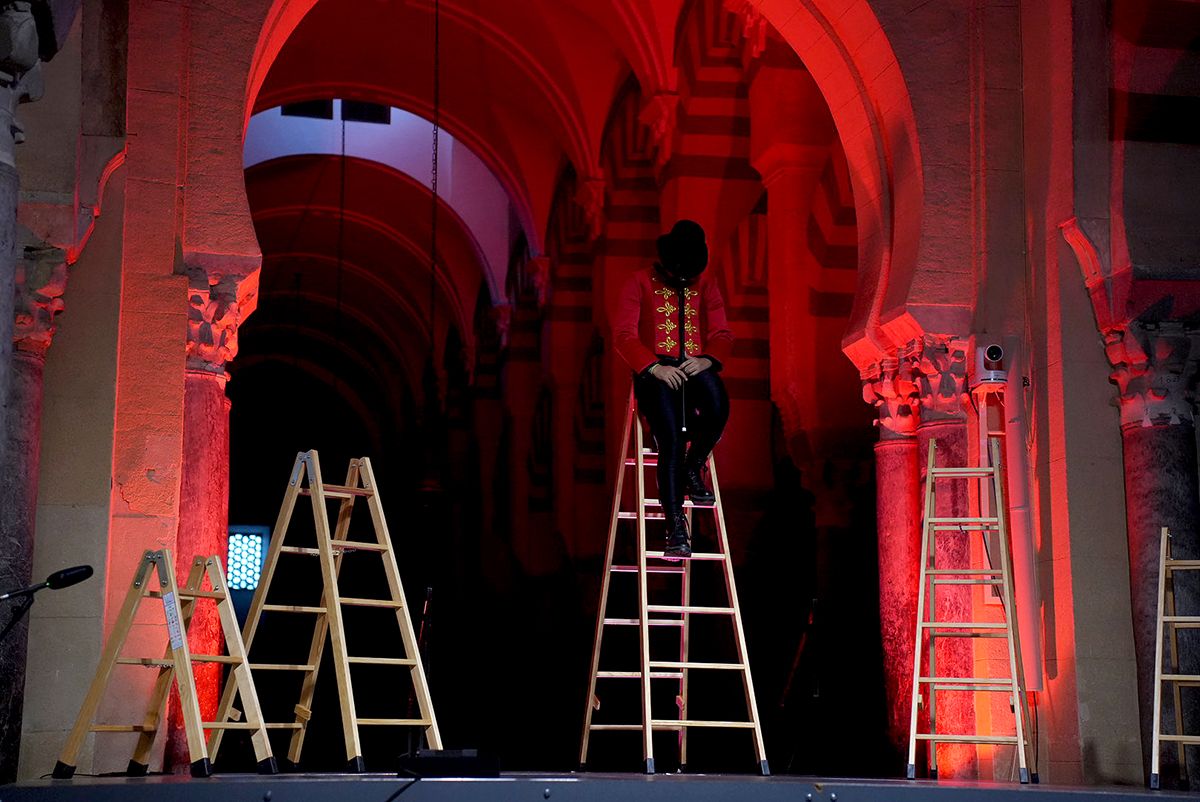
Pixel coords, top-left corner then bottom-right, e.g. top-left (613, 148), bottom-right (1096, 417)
top-left (329, 540), bottom-right (389, 553)
top-left (1162, 673), bottom-right (1200, 683)
top-left (618, 512), bottom-right (668, 520)
top-left (116, 655), bottom-right (242, 667)
top-left (645, 551), bottom-right (727, 561)
top-left (928, 517), bottom-right (999, 524)
top-left (932, 579), bottom-right (1003, 586)
top-left (589, 724), bottom-right (643, 731)
top-left (146, 590), bottom-right (225, 600)
top-left (926, 569), bottom-right (1002, 576)
top-left (251, 663), bottom-right (317, 671)
top-left (649, 661), bottom-right (745, 670)
top-left (931, 523), bottom-right (1000, 531)
top-left (920, 622), bottom-right (1007, 630)
top-left (644, 499), bottom-right (716, 510)
top-left (1165, 560), bottom-right (1200, 570)
top-left (625, 457), bottom-right (659, 466)
top-left (279, 546), bottom-right (321, 556)
top-left (262, 604), bottom-right (327, 614)
top-left (914, 734), bottom-right (1019, 745)
top-left (1158, 734), bottom-right (1200, 744)
top-left (919, 677), bottom-right (1012, 686)
top-left (928, 468), bottom-right (996, 477)
top-left (1163, 616), bottom-right (1200, 624)
top-left (263, 723), bottom-right (304, 730)
top-left (347, 656), bottom-right (417, 666)
top-left (341, 597), bottom-right (403, 609)
top-left (90, 725), bottom-right (154, 733)
top-left (203, 722), bottom-right (264, 730)
top-left (647, 605), bottom-right (735, 615)
top-left (300, 485), bottom-right (373, 499)
top-left (650, 719), bottom-right (756, 729)
top-left (603, 618), bottom-right (685, 628)
top-left (610, 564), bottom-right (686, 574)
top-left (356, 718), bottom-right (432, 726)
top-left (597, 671), bottom-right (684, 679)
top-left (928, 684), bottom-right (1019, 693)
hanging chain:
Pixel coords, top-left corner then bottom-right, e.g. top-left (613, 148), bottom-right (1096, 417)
top-left (429, 0), bottom-right (440, 349)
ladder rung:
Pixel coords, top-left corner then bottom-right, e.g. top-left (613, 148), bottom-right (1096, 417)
top-left (929, 631), bottom-right (1006, 639)
top-left (644, 499), bottom-right (716, 510)
top-left (1163, 616), bottom-right (1200, 625)
top-left (647, 605), bottom-right (734, 615)
top-left (921, 622), bottom-right (1007, 630)
top-left (611, 565), bottom-right (686, 574)
top-left (603, 618), bottom-right (685, 627)
top-left (589, 724), bottom-right (642, 731)
top-left (340, 597), bottom-right (403, 609)
top-left (929, 468), bottom-right (995, 477)
top-left (649, 661), bottom-right (745, 670)
top-left (263, 723), bottom-right (304, 730)
top-left (626, 457), bottom-right (659, 466)
top-left (915, 734), bottom-right (1018, 744)
top-left (178, 589), bottom-right (226, 600)
top-left (597, 671), bottom-right (684, 679)
top-left (279, 546), bottom-right (320, 556)
top-left (645, 551), bottom-right (727, 561)
top-left (929, 684), bottom-right (1018, 693)
top-left (932, 523), bottom-right (1000, 531)
top-left (203, 722), bottom-right (263, 730)
top-left (356, 718), bottom-right (432, 726)
top-left (919, 676), bottom-right (1011, 685)
top-left (933, 579), bottom-right (1003, 586)
top-left (329, 540), bottom-right (389, 553)
top-left (262, 604), bottom-right (327, 614)
top-left (300, 485), bottom-right (373, 499)
top-left (1162, 673), bottom-right (1200, 683)
top-left (90, 725), bottom-right (153, 732)
top-left (651, 719), bottom-right (756, 729)
top-left (928, 517), bottom-right (999, 524)
top-left (116, 654), bottom-right (241, 667)
top-left (1158, 734), bottom-right (1200, 743)
top-left (926, 569), bottom-right (1002, 576)
top-left (250, 663), bottom-right (317, 671)
top-left (347, 656), bottom-right (417, 666)
top-left (618, 512), bottom-right (667, 520)
top-left (1165, 560), bottom-right (1200, 570)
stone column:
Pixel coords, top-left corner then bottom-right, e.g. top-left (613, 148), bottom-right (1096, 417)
top-left (0, 241), bottom-right (64, 783)
top-left (910, 334), bottom-right (976, 778)
top-left (163, 263), bottom-right (257, 771)
top-left (1107, 321), bottom-right (1200, 783)
top-left (862, 355), bottom-right (921, 760)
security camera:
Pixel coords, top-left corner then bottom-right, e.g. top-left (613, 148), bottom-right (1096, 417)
top-left (972, 343), bottom-right (1008, 389)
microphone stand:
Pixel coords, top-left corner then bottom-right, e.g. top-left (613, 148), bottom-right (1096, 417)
top-left (0, 595), bottom-right (36, 644)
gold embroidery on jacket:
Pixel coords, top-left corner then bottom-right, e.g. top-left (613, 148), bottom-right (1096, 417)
top-left (657, 335), bottom-right (678, 352)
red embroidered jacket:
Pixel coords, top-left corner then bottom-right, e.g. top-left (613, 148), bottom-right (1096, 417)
top-left (612, 267), bottom-right (735, 373)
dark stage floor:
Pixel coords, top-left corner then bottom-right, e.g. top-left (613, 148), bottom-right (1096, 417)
top-left (2, 773), bottom-right (1189, 802)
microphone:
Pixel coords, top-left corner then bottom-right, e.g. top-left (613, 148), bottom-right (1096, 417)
top-left (0, 565), bottom-right (94, 601)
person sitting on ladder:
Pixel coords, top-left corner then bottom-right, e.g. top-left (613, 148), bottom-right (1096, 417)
top-left (612, 219), bottom-right (735, 558)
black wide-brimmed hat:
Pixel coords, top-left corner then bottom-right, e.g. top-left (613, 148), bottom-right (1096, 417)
top-left (656, 219), bottom-right (708, 280)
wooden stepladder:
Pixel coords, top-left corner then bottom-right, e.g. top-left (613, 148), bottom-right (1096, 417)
top-left (906, 438), bottom-right (1035, 783)
top-left (580, 390), bottom-right (768, 775)
top-left (1151, 526), bottom-right (1200, 789)
top-left (209, 451), bottom-right (440, 772)
top-left (53, 550), bottom-right (273, 778)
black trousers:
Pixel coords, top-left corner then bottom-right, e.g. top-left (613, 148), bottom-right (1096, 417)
top-left (634, 360), bottom-right (730, 517)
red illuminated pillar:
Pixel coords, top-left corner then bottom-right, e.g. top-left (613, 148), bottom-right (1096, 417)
top-left (164, 265), bottom-right (257, 771)
top-left (1108, 322), bottom-right (1200, 781)
top-left (911, 335), bottom-right (977, 778)
top-left (862, 355), bottom-right (921, 758)
top-left (0, 247), bottom-right (67, 783)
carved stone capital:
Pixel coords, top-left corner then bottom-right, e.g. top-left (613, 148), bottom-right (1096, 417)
top-left (862, 357), bottom-right (920, 439)
top-left (1107, 321), bottom-right (1200, 429)
top-left (527, 255), bottom-right (551, 310)
top-left (639, 93), bottom-right (679, 171)
top-left (723, 0), bottom-right (769, 60)
top-left (13, 237), bottom-right (65, 357)
top-left (906, 335), bottom-right (969, 423)
top-left (0, 2), bottom-right (44, 168)
top-left (491, 302), bottom-right (513, 349)
top-left (184, 254), bottom-right (260, 376)
top-left (574, 177), bottom-right (605, 242)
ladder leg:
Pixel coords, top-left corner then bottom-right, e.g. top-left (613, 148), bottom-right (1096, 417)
top-left (53, 551), bottom-right (158, 778)
top-left (150, 550), bottom-right (212, 778)
top-left (128, 557), bottom-right (207, 774)
top-left (359, 457), bottom-right (444, 751)
top-left (580, 389), bottom-right (635, 768)
top-left (708, 458), bottom-right (769, 776)
top-left (205, 557), bottom-right (277, 774)
top-left (636, 419), bottom-right (655, 775)
top-left (1152, 527), bottom-right (1169, 789)
top-left (211, 454), bottom-right (305, 762)
top-left (907, 441), bottom-right (938, 780)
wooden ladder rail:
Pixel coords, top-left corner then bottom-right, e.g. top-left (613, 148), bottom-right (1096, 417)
top-left (580, 388), bottom-right (769, 775)
top-left (905, 438), bottom-right (1036, 783)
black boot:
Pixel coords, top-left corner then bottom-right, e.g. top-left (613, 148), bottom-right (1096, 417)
top-left (684, 463), bottom-right (715, 504)
top-left (664, 512), bottom-right (692, 559)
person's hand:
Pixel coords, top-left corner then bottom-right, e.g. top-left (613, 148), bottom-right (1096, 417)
top-left (680, 356), bottom-right (713, 377)
top-left (650, 364), bottom-right (687, 389)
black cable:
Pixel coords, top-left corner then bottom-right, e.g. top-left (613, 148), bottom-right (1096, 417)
top-left (383, 775), bottom-right (421, 801)
top-left (334, 112), bottom-right (347, 419)
top-left (429, 0), bottom-right (440, 353)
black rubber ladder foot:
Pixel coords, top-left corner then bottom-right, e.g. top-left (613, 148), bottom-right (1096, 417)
top-left (758, 759), bottom-right (771, 776)
top-left (257, 756), bottom-right (279, 775)
top-left (51, 761), bottom-right (76, 779)
top-left (125, 760), bottom-right (149, 777)
top-left (346, 755), bottom-right (367, 773)
top-left (190, 758), bottom-right (213, 778)
top-left (644, 757), bottom-right (655, 775)
top-left (929, 768), bottom-right (938, 780)
top-left (1031, 771), bottom-right (1040, 785)
top-left (1150, 773), bottom-right (1160, 790)
top-left (1019, 767), bottom-right (1031, 784)
top-left (905, 763), bottom-right (916, 780)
